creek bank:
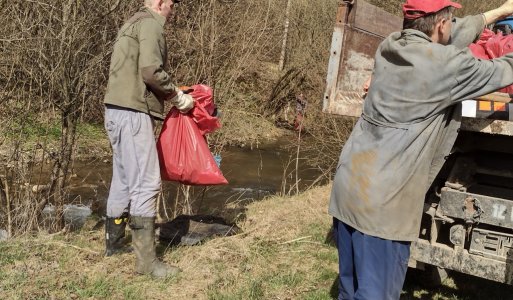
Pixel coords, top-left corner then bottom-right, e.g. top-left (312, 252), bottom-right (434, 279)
top-left (0, 185), bottom-right (335, 299)
top-left (3, 134), bottom-right (326, 233)
top-left (0, 116), bottom-right (293, 164)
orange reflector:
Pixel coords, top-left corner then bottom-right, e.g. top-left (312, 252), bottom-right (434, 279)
top-left (494, 102), bottom-right (507, 111)
top-left (478, 101), bottom-right (492, 111)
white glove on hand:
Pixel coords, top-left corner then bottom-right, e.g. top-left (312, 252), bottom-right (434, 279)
top-left (172, 90), bottom-right (194, 113)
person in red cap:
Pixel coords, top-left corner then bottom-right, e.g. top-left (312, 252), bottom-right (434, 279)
top-left (329, 0), bottom-right (513, 299)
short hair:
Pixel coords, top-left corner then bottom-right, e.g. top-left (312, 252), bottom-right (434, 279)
top-left (403, 6), bottom-right (454, 36)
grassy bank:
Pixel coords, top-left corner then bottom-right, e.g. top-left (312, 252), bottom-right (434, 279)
top-left (0, 112), bottom-right (288, 162)
top-left (0, 185), bottom-right (336, 299)
top-left (1, 185), bottom-right (512, 299)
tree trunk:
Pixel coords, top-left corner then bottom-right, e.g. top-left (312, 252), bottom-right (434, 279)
top-left (55, 112), bottom-right (78, 229)
top-left (278, 0), bottom-right (292, 71)
top-left (0, 177), bottom-right (11, 237)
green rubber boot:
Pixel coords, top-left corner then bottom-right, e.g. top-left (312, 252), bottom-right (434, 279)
top-left (130, 216), bottom-right (181, 278)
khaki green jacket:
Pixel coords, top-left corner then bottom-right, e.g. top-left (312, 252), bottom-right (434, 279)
top-left (104, 7), bottom-right (177, 119)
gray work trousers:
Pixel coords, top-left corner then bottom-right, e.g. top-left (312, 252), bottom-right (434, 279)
top-left (104, 105), bottom-right (160, 218)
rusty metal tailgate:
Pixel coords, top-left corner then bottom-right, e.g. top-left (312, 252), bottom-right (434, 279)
top-left (323, 0), bottom-right (401, 117)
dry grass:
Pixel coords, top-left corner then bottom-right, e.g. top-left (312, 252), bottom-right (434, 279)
top-left (0, 185), bottom-right (335, 300)
top-left (0, 0), bottom-right (334, 234)
top-left (2, 184), bottom-right (513, 299)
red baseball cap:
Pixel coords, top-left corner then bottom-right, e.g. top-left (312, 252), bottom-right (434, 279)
top-left (403, 0), bottom-right (462, 20)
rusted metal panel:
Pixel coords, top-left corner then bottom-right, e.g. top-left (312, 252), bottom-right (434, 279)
top-left (461, 117), bottom-right (513, 136)
top-left (350, 0), bottom-right (403, 39)
top-left (325, 26), bottom-right (393, 116)
top-left (328, 90), bottom-right (366, 116)
top-left (324, 2), bottom-right (348, 114)
top-left (410, 239), bottom-right (513, 284)
top-left (470, 228), bottom-right (513, 262)
top-left (331, 29), bottom-right (383, 116)
top-left (323, 0), bottom-right (402, 117)
top-left (440, 187), bottom-right (513, 229)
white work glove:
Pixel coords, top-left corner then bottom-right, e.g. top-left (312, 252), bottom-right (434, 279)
top-left (171, 90), bottom-right (194, 113)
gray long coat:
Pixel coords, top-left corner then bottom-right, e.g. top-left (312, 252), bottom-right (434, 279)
top-left (329, 15), bottom-right (513, 241)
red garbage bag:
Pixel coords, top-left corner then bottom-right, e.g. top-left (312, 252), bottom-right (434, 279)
top-left (469, 29), bottom-right (513, 93)
top-left (188, 84), bottom-right (221, 135)
top-left (468, 29), bottom-right (494, 59)
top-left (156, 85), bottom-right (227, 185)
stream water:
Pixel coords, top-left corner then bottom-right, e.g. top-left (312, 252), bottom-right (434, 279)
top-left (54, 137), bottom-right (328, 221)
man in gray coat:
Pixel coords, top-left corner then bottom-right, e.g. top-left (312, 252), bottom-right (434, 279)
top-left (103, 0), bottom-right (193, 278)
top-left (329, 0), bottom-right (513, 298)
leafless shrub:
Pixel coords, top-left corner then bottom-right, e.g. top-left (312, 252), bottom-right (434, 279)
top-left (0, 0), bottom-right (135, 234)
top-left (262, 0), bottom-right (348, 174)
top-left (0, 0), bottom-right (356, 232)
top-left (0, 0), bottom-right (290, 231)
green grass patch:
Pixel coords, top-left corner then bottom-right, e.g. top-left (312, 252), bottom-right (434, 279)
top-left (313, 248), bottom-right (338, 264)
top-left (301, 289), bottom-right (335, 300)
top-left (0, 243), bottom-right (28, 266)
top-left (4, 185), bottom-right (513, 299)
top-left (66, 277), bottom-right (113, 298)
top-left (267, 270), bottom-right (304, 288)
top-left (77, 122), bottom-right (105, 140)
top-left (2, 111), bottom-right (105, 142)
top-left (303, 222), bottom-right (331, 244)
top-left (0, 270), bottom-right (28, 291)
top-left (317, 267), bottom-right (337, 282)
top-left (4, 116), bottom-right (61, 141)
top-left (251, 240), bottom-right (279, 257)
top-left (123, 284), bottom-right (145, 300)
top-left (208, 277), bottom-right (265, 300)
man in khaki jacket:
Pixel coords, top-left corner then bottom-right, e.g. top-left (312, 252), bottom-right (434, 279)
top-left (103, 0), bottom-right (193, 278)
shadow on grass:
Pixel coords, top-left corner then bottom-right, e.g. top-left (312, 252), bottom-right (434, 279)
top-left (325, 223), bottom-right (339, 299)
top-left (329, 276), bottom-right (339, 299)
top-left (158, 215), bottom-right (240, 244)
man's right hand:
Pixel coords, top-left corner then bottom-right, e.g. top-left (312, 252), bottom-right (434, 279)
top-left (499, 0), bottom-right (513, 16)
top-left (483, 0), bottom-right (513, 25)
top-left (361, 76), bottom-right (371, 98)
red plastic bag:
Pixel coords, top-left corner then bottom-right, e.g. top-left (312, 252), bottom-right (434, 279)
top-left (189, 85), bottom-right (221, 135)
top-left (469, 29), bottom-right (513, 93)
top-left (156, 85), bottom-right (227, 185)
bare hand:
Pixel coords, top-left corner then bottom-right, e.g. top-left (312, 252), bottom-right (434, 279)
top-left (361, 76), bottom-right (372, 98)
top-left (499, 0), bottom-right (513, 16)
top-left (363, 76), bottom-right (372, 93)
top-left (483, 0), bottom-right (513, 25)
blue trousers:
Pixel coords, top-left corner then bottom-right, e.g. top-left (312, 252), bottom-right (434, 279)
top-left (333, 218), bottom-right (411, 300)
